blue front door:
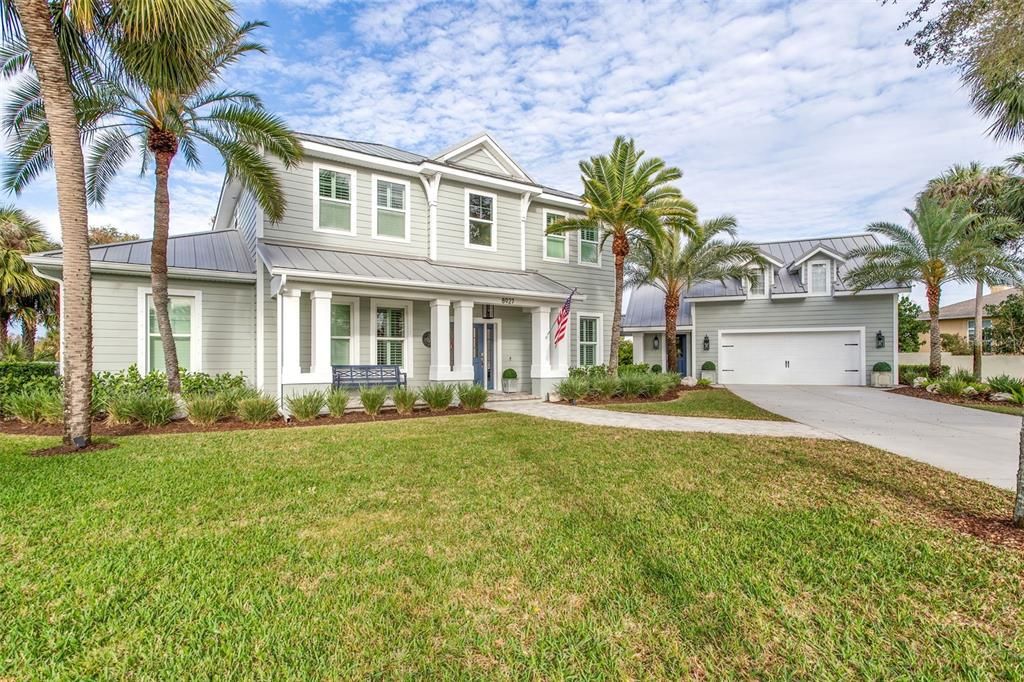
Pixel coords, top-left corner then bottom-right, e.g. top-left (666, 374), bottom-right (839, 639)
top-left (676, 334), bottom-right (687, 375)
top-left (473, 322), bottom-right (496, 389)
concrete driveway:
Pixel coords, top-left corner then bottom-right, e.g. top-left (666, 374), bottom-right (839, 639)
top-left (729, 385), bottom-right (1020, 490)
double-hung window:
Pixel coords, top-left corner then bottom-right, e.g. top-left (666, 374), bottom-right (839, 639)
top-left (544, 211), bottom-right (567, 261)
top-left (331, 302), bottom-right (352, 364)
top-left (809, 262), bottom-right (830, 295)
top-left (317, 167), bottom-right (354, 233)
top-left (374, 176), bottom-right (408, 240)
top-left (375, 307), bottom-right (405, 367)
top-left (466, 191), bottom-right (496, 249)
top-left (748, 267), bottom-right (767, 298)
top-left (579, 226), bottom-right (600, 264)
top-left (578, 316), bottom-right (599, 366)
top-left (145, 293), bottom-right (196, 372)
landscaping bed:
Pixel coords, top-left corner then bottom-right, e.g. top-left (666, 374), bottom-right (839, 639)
top-left (558, 383), bottom-right (711, 406)
top-left (889, 385), bottom-right (1023, 415)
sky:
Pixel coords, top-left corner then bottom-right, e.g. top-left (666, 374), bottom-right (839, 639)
top-left (3, 0), bottom-right (1018, 306)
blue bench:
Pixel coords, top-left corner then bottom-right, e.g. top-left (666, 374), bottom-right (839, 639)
top-left (332, 365), bottom-right (407, 390)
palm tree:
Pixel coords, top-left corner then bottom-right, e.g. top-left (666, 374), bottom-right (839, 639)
top-left (924, 163), bottom-right (1023, 379)
top-left (5, 19), bottom-right (302, 393)
top-left (846, 197), bottom-right (1020, 377)
top-left (627, 215), bottom-right (763, 375)
top-left (0, 205), bottom-right (51, 349)
top-left (547, 136), bottom-right (696, 375)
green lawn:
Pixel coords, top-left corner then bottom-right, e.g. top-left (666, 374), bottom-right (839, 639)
top-left (962, 401), bottom-right (1024, 417)
top-left (1, 414), bottom-right (1022, 678)
top-left (601, 388), bottom-right (789, 421)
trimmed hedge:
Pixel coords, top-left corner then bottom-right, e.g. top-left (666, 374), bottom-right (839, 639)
top-left (872, 362), bottom-right (892, 372)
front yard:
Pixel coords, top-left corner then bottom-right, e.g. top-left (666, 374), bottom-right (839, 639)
top-left (1, 414), bottom-right (1022, 678)
top-left (600, 387), bottom-right (789, 421)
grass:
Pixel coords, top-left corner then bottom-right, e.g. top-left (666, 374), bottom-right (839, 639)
top-left (0, 415), bottom-right (1022, 678)
top-left (961, 401), bottom-right (1024, 417)
top-left (601, 388), bottom-right (790, 421)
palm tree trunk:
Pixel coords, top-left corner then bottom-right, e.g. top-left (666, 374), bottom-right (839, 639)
top-left (973, 279), bottom-right (984, 380)
top-left (1015, 414), bottom-right (1024, 528)
top-left (927, 283), bottom-right (942, 377)
top-left (0, 311), bottom-right (9, 349)
top-left (150, 141), bottom-right (181, 394)
top-left (15, 0), bottom-right (93, 447)
top-left (664, 288), bottom-right (679, 374)
top-left (23, 313), bottom-right (37, 358)
top-left (609, 233), bottom-right (629, 377)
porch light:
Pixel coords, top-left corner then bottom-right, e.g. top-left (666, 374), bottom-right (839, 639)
top-left (653, 335), bottom-right (660, 350)
top-left (876, 330), bottom-right (885, 349)
top-left (482, 304), bottom-right (495, 320)
top-left (703, 335), bottom-right (710, 351)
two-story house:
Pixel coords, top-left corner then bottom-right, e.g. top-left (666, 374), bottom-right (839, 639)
top-left (622, 235), bottom-right (908, 384)
top-left (29, 133), bottom-right (617, 400)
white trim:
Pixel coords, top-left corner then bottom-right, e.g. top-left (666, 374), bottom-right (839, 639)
top-left (472, 317), bottom-right (503, 390)
top-left (137, 287), bottom-right (203, 373)
top-left (690, 304), bottom-right (697, 378)
top-left (623, 325), bottom-right (695, 333)
top-left (688, 295), bottom-right (745, 303)
top-left (834, 287), bottom-right (912, 296)
top-left (418, 172), bottom-right (441, 261)
top-left (790, 245), bottom-right (847, 268)
top-left (577, 226), bottom-right (601, 267)
top-left (541, 208), bottom-right (570, 263)
top-left (632, 333), bottom-right (644, 364)
top-left (806, 260), bottom-right (832, 296)
top-left (520, 192), bottom-right (532, 271)
top-left (301, 140), bottom-right (419, 176)
top-left (575, 311), bottom-right (604, 367)
top-left (892, 293), bottom-right (899, 381)
top-left (370, 297), bottom-right (414, 378)
top-left (26, 257), bottom-right (256, 282)
top-left (370, 173), bottom-right (412, 243)
top-left (717, 326), bottom-right (866, 386)
top-left (746, 265), bottom-right (769, 299)
top-left (754, 252), bottom-right (786, 268)
top-left (256, 265), bottom-right (264, 391)
top-left (329, 295), bottom-right (360, 365)
top-left (434, 133), bottom-right (533, 182)
top-left (421, 161), bottom-right (537, 194)
top-left (464, 188), bottom-right (498, 251)
top-left (537, 192), bottom-right (584, 209)
top-left (312, 161), bottom-right (358, 236)
top-left (772, 292), bottom-right (812, 299)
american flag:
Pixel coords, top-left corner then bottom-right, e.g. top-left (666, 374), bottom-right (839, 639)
top-left (552, 289), bottom-right (576, 345)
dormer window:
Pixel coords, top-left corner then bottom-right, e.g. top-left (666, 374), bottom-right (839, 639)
top-left (747, 266), bottom-right (768, 299)
top-left (808, 261), bottom-right (830, 295)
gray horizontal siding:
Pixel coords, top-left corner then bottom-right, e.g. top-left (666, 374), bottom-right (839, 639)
top-left (434, 178), bottom-right (521, 270)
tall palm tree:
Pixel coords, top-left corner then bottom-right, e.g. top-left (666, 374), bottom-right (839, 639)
top-left (627, 215), bottom-right (763, 375)
top-left (547, 136), bottom-right (696, 375)
top-left (924, 163), bottom-right (1023, 379)
top-left (5, 19), bottom-right (302, 393)
top-left (846, 197), bottom-right (1020, 377)
top-left (0, 204), bottom-right (51, 348)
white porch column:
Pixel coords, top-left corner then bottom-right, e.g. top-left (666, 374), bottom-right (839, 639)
top-left (311, 290), bottom-right (332, 379)
top-left (281, 288), bottom-right (302, 381)
top-left (530, 306), bottom-right (553, 377)
top-left (452, 300), bottom-right (474, 380)
top-left (632, 333), bottom-right (644, 364)
top-left (429, 298), bottom-right (451, 381)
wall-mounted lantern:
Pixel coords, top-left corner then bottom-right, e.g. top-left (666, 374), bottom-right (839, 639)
top-left (482, 304), bottom-right (495, 320)
top-left (876, 330), bottom-right (885, 349)
top-left (652, 335), bottom-right (660, 350)
top-left (703, 334), bottom-right (710, 351)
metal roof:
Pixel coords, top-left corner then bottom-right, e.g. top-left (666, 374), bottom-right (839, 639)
top-left (919, 286), bottom-right (1021, 320)
top-left (257, 241), bottom-right (573, 298)
top-left (32, 230), bottom-right (255, 274)
top-left (621, 287), bottom-right (693, 328)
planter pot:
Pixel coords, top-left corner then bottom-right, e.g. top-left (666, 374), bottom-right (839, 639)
top-left (701, 370), bottom-right (716, 384)
top-left (502, 378), bottom-right (517, 393)
top-left (871, 371), bottom-right (893, 388)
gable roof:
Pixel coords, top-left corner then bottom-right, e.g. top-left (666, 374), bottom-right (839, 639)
top-left (788, 242), bottom-right (848, 270)
top-left (919, 287), bottom-right (1022, 320)
top-left (434, 132), bottom-right (534, 182)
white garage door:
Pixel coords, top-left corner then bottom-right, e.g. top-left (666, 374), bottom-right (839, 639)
top-left (719, 330), bottom-right (863, 385)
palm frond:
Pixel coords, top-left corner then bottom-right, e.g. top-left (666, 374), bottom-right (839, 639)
top-left (85, 128), bottom-right (137, 204)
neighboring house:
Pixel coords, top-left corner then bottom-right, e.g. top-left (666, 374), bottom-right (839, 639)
top-left (916, 285), bottom-right (1019, 353)
top-left (27, 133), bottom-right (616, 400)
top-left (622, 235), bottom-right (907, 385)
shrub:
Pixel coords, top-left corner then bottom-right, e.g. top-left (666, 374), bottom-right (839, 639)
top-left (6, 387), bottom-right (60, 424)
top-left (359, 386), bottom-right (389, 417)
top-left (872, 362), bottom-right (892, 372)
top-left (502, 368), bottom-right (518, 380)
top-left (286, 390), bottom-right (326, 421)
top-left (180, 370), bottom-right (248, 397)
top-left (419, 383), bottom-right (455, 411)
top-left (569, 365), bottom-right (610, 380)
top-left (326, 389), bottom-right (350, 417)
top-left (214, 386), bottom-right (260, 417)
top-left (392, 387), bottom-right (418, 415)
top-left (1006, 386), bottom-right (1024, 405)
top-left (898, 363), bottom-right (949, 386)
top-left (937, 376), bottom-right (970, 397)
top-left (237, 395), bottom-right (280, 423)
top-left (590, 374), bottom-right (621, 399)
top-left (619, 373), bottom-right (645, 398)
top-left (701, 361), bottom-right (716, 371)
top-left (949, 368), bottom-right (975, 383)
top-left (988, 374), bottom-right (1024, 394)
top-left (0, 362), bottom-right (59, 414)
top-left (645, 373), bottom-right (675, 398)
top-left (185, 396), bottom-right (226, 426)
top-left (554, 376), bottom-right (589, 402)
top-left (650, 364), bottom-right (662, 374)
top-left (458, 383), bottom-right (489, 409)
top-left (618, 363), bottom-right (651, 376)
top-left (105, 392), bottom-right (177, 427)
top-left (697, 377), bottom-right (713, 388)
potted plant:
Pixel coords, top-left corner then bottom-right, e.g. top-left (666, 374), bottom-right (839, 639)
top-left (871, 361), bottom-right (893, 387)
top-left (501, 367), bottom-right (518, 393)
top-left (700, 361), bottom-right (717, 384)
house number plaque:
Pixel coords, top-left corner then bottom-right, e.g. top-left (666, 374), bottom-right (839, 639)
top-left (501, 297), bottom-right (515, 305)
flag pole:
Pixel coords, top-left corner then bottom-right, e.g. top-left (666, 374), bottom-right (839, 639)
top-left (546, 287), bottom-right (577, 339)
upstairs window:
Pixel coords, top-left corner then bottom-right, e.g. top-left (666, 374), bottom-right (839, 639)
top-left (373, 177), bottom-right (409, 240)
top-left (466, 191), bottom-right (496, 249)
top-left (748, 267), bottom-right (768, 298)
top-left (579, 226), bottom-right (600, 264)
top-left (809, 262), bottom-right (830, 295)
top-left (317, 167), bottom-right (354, 233)
top-left (544, 211), bottom-right (567, 261)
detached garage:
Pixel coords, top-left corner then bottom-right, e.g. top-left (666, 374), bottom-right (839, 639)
top-left (718, 328), bottom-right (864, 386)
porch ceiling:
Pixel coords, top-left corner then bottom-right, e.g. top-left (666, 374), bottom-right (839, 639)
top-left (257, 240), bottom-right (573, 301)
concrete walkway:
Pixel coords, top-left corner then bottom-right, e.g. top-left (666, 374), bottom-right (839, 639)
top-left (487, 399), bottom-right (838, 439)
top-left (730, 385), bottom-right (1019, 490)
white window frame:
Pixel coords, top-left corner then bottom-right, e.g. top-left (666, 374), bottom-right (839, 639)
top-left (747, 265), bottom-right (769, 299)
top-left (313, 162), bottom-right (358, 235)
top-left (329, 295), bottom-right (360, 365)
top-left (370, 298), bottom-right (414, 377)
top-left (371, 173), bottom-right (411, 243)
top-left (575, 311), bottom-right (603, 367)
top-left (807, 260), bottom-right (831, 296)
top-left (542, 208), bottom-right (569, 263)
top-left (136, 287), bottom-right (202, 373)
top-left (578, 225), bottom-right (601, 266)
top-left (464, 188), bottom-right (498, 251)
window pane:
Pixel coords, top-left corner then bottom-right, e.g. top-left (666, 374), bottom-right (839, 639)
top-left (581, 344), bottom-right (596, 367)
top-left (169, 299), bottom-right (191, 334)
top-left (469, 194), bottom-right (493, 221)
top-left (150, 335), bottom-right (190, 371)
top-left (581, 226), bottom-right (598, 242)
top-left (319, 169), bottom-right (349, 201)
top-left (545, 235), bottom-right (565, 259)
top-left (376, 307), bottom-right (404, 337)
top-left (546, 212), bottom-right (564, 226)
top-left (331, 338), bottom-right (350, 365)
top-left (331, 304), bottom-right (350, 337)
top-left (377, 209), bottom-right (405, 238)
top-left (379, 181), bottom-right (403, 210)
top-left (750, 270), bottom-right (764, 295)
top-left (811, 264), bottom-right (827, 292)
top-left (580, 317), bottom-right (597, 343)
top-left (581, 242), bottom-right (598, 263)
top-left (376, 339), bottom-right (403, 366)
top-left (319, 199), bottom-right (351, 230)
top-left (469, 220), bottom-right (492, 246)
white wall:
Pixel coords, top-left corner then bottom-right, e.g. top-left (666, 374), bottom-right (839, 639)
top-left (899, 352), bottom-right (1024, 379)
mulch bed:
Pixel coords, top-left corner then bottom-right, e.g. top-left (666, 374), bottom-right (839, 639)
top-left (1, 407), bottom-right (490, 439)
top-left (562, 384), bottom-right (714, 407)
top-left (889, 385), bottom-right (1018, 411)
top-left (936, 511), bottom-right (1024, 553)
